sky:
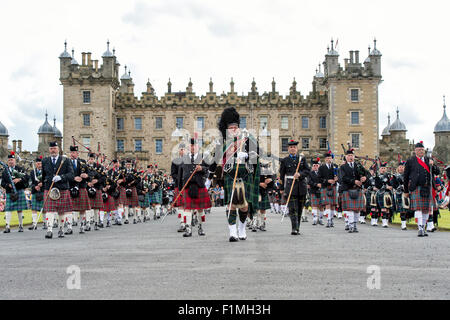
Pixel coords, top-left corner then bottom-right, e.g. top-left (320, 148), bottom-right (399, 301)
top-left (0, 0), bottom-right (449, 153)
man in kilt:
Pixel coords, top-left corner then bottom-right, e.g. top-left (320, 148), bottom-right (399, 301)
top-left (375, 162), bottom-right (394, 228)
top-left (218, 107), bottom-right (260, 242)
top-left (137, 169), bottom-right (150, 222)
top-left (109, 160), bottom-right (124, 225)
top-left (404, 141), bottom-right (440, 237)
top-left (171, 144), bottom-right (187, 232)
top-left (309, 157), bottom-right (323, 226)
top-left (68, 146), bottom-right (91, 234)
top-left (42, 142), bottom-right (74, 238)
top-left (102, 163), bottom-right (119, 227)
top-left (86, 154), bottom-right (105, 230)
top-left (318, 152), bottom-right (339, 228)
top-left (338, 148), bottom-right (367, 233)
top-left (29, 156), bottom-right (44, 230)
top-left (391, 161), bottom-right (412, 230)
top-left (252, 162), bottom-right (274, 232)
top-left (149, 165), bottom-right (163, 220)
top-left (279, 140), bottom-right (310, 235)
top-left (123, 159), bottom-right (140, 224)
top-left (1, 151), bottom-right (29, 233)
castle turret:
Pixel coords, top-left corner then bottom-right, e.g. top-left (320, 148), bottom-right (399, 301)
top-left (59, 40), bottom-right (72, 79)
top-left (369, 38), bottom-right (382, 77)
top-left (119, 65), bottom-right (134, 94)
top-left (0, 120), bottom-right (9, 159)
top-left (324, 39), bottom-right (339, 76)
top-left (433, 96), bottom-right (450, 164)
top-left (38, 112), bottom-right (56, 155)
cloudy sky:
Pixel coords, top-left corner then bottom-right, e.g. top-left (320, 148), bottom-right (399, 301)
top-left (1, 0), bottom-right (448, 153)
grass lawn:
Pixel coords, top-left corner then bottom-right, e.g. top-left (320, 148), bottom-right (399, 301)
top-left (389, 208), bottom-right (450, 230)
top-left (1, 210), bottom-right (44, 228)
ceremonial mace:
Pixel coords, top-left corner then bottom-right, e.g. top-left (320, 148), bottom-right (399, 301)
top-left (281, 152), bottom-right (304, 223)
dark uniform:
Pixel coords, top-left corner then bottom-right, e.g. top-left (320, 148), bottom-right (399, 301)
top-left (69, 154), bottom-right (91, 231)
top-left (375, 166), bottom-right (394, 228)
top-left (308, 159), bottom-right (323, 226)
top-left (29, 158), bottom-right (44, 230)
top-left (391, 169), bottom-right (414, 230)
top-left (318, 158), bottom-right (339, 227)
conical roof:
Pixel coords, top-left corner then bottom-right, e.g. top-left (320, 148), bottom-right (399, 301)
top-left (381, 114), bottom-right (391, 136)
top-left (434, 101), bottom-right (450, 133)
top-left (38, 112), bottom-right (54, 134)
top-left (0, 120), bottom-right (8, 136)
top-left (389, 109), bottom-right (406, 131)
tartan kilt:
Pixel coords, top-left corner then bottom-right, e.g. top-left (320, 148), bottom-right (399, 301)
top-left (102, 195), bottom-right (116, 212)
top-left (320, 186), bottom-right (338, 206)
top-left (5, 190), bottom-right (28, 212)
top-left (149, 189), bottom-right (162, 204)
top-left (71, 188), bottom-right (91, 212)
top-left (31, 193), bottom-right (44, 211)
top-left (118, 186), bottom-right (128, 206)
top-left (376, 191), bottom-right (393, 209)
top-left (258, 191), bottom-right (271, 210)
top-left (128, 187), bottom-right (139, 207)
top-left (410, 187), bottom-right (433, 213)
top-left (310, 191), bottom-right (322, 207)
top-left (172, 187), bottom-right (184, 208)
top-left (139, 193), bottom-right (150, 208)
top-left (224, 164), bottom-right (259, 211)
top-left (89, 189), bottom-right (103, 209)
top-left (341, 189), bottom-right (365, 211)
top-left (182, 188), bottom-right (211, 210)
top-left (43, 190), bottom-right (73, 214)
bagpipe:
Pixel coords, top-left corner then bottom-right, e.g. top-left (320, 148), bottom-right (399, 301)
top-left (70, 161), bottom-right (90, 199)
top-left (0, 160), bottom-right (20, 201)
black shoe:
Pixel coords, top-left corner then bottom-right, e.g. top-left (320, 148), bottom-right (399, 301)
top-left (229, 236), bottom-right (239, 242)
top-left (45, 231), bottom-right (53, 239)
top-left (423, 232), bottom-right (429, 237)
top-left (418, 230), bottom-right (424, 237)
top-left (183, 230), bottom-right (192, 237)
top-left (252, 226), bottom-right (257, 232)
top-left (117, 221), bottom-right (122, 226)
top-left (348, 227), bottom-right (354, 233)
top-left (291, 230), bottom-right (298, 235)
top-left (42, 224), bottom-right (47, 230)
top-left (239, 236), bottom-right (247, 240)
top-left (73, 222), bottom-right (78, 227)
top-left (345, 225), bottom-right (349, 231)
top-left (85, 225), bottom-right (91, 231)
top-left (4, 227), bottom-right (11, 233)
top-left (198, 226), bottom-right (205, 236)
top-left (29, 225), bottom-right (37, 230)
top-left (402, 227), bottom-right (407, 231)
top-left (383, 225), bottom-right (388, 228)
top-left (259, 224), bottom-right (266, 232)
top-left (133, 219), bottom-right (137, 224)
top-left (124, 220), bottom-right (129, 224)
top-left (106, 221), bottom-right (111, 227)
top-left (58, 230), bottom-right (64, 238)
top-left (98, 223), bottom-right (104, 228)
top-left (18, 226), bottom-right (24, 232)
top-left (94, 223), bottom-right (99, 230)
top-left (326, 222), bottom-right (331, 228)
top-left (177, 225), bottom-right (186, 233)
top-left (353, 227), bottom-right (359, 233)
top-left (65, 229), bottom-right (73, 235)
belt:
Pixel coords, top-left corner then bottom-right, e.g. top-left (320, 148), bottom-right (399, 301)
top-left (285, 176), bottom-right (295, 179)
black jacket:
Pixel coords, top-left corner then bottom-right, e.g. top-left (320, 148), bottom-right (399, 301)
top-left (1, 165), bottom-right (29, 193)
top-left (29, 168), bottom-right (43, 195)
top-left (403, 156), bottom-right (440, 193)
top-left (338, 162), bottom-right (365, 192)
top-left (178, 153), bottom-right (209, 189)
top-left (279, 154), bottom-right (310, 197)
top-left (308, 170), bottom-right (321, 195)
top-left (69, 158), bottom-right (90, 189)
top-left (318, 163), bottom-right (338, 188)
top-left (41, 156), bottom-right (74, 191)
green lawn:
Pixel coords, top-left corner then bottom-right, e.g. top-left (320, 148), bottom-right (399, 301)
top-left (1, 210), bottom-right (44, 227)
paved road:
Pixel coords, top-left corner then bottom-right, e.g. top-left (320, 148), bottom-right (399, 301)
top-left (0, 208), bottom-right (449, 300)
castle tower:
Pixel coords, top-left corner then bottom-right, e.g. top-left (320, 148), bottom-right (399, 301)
top-left (325, 39), bottom-right (382, 158)
top-left (433, 96), bottom-right (450, 164)
top-left (60, 40), bottom-right (120, 159)
top-left (38, 112), bottom-right (56, 155)
top-left (0, 120), bottom-right (9, 159)
top-left (389, 108), bottom-right (407, 140)
top-left (53, 116), bottom-right (63, 147)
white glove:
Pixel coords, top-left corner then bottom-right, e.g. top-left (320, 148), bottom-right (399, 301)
top-left (237, 152), bottom-right (248, 160)
top-left (52, 175), bottom-right (62, 183)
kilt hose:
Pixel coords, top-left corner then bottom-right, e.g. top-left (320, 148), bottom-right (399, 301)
top-left (43, 189), bottom-right (73, 214)
top-left (310, 191), bottom-right (322, 207)
top-left (5, 190), bottom-right (28, 212)
top-left (71, 188), bottom-right (91, 212)
top-left (89, 189), bottom-right (103, 209)
top-left (321, 186), bottom-right (338, 206)
top-left (341, 189), bottom-right (365, 211)
top-left (31, 193), bottom-right (44, 211)
top-left (172, 187), bottom-right (184, 208)
top-left (182, 188), bottom-right (211, 210)
top-left (410, 186), bottom-right (433, 214)
top-left (224, 164), bottom-right (260, 211)
top-left (149, 189), bottom-right (162, 204)
top-left (258, 191), bottom-right (271, 210)
top-left (118, 186), bottom-right (129, 206)
top-left (102, 194), bottom-right (116, 212)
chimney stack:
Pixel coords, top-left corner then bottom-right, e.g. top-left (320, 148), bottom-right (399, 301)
top-left (344, 58), bottom-right (349, 70)
top-left (349, 51), bottom-right (354, 64)
top-left (82, 52), bottom-right (86, 66)
top-left (94, 60), bottom-right (98, 72)
top-left (355, 50), bottom-right (360, 64)
top-left (87, 52), bottom-right (92, 67)
top-left (12, 140), bottom-right (17, 153)
top-left (17, 140), bottom-right (22, 153)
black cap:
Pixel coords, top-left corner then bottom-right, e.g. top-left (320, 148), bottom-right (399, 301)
top-left (398, 161), bottom-right (406, 166)
top-left (147, 165), bottom-right (152, 168)
top-left (112, 159), bottom-right (118, 164)
top-left (190, 138), bottom-right (196, 145)
top-left (7, 151), bottom-right (15, 159)
top-left (415, 141), bottom-right (424, 148)
top-left (311, 157), bottom-right (320, 165)
top-left (324, 151), bottom-right (333, 158)
top-left (380, 162), bottom-right (387, 167)
top-left (35, 156), bottom-right (43, 162)
top-left (88, 153), bottom-right (96, 158)
top-left (288, 140), bottom-right (298, 146)
top-left (49, 141), bottom-right (58, 147)
top-left (70, 145), bottom-right (78, 152)
top-left (346, 148), bottom-right (354, 155)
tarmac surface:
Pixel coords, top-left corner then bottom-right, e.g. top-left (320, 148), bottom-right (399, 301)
top-left (1, 207), bottom-right (449, 300)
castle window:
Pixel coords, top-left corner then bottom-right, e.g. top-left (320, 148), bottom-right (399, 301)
top-left (319, 116), bottom-right (326, 129)
top-left (240, 116), bottom-right (247, 129)
top-left (83, 114), bottom-right (90, 127)
top-left (134, 139), bottom-right (142, 152)
top-left (302, 116), bottom-right (309, 129)
top-left (117, 139), bottom-right (124, 152)
top-left (155, 139), bottom-right (163, 154)
top-left (351, 133), bottom-right (360, 148)
top-left (196, 117), bottom-right (205, 130)
top-left (281, 138), bottom-right (289, 153)
top-left (281, 116), bottom-right (289, 130)
top-left (351, 111), bottom-right (360, 125)
top-left (134, 117), bottom-right (142, 130)
top-left (302, 138), bottom-right (310, 149)
top-left (82, 137), bottom-right (91, 149)
top-left (83, 91), bottom-right (91, 104)
top-left (117, 118), bottom-right (124, 131)
top-left (260, 116), bottom-right (268, 130)
top-left (350, 89), bottom-right (359, 102)
top-left (176, 117), bottom-right (183, 129)
top-left (319, 138), bottom-right (327, 149)
top-left (155, 117), bottom-right (163, 129)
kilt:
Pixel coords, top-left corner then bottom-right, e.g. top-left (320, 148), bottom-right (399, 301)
top-left (128, 187), bottom-right (139, 207)
top-left (71, 188), bottom-right (91, 212)
top-left (258, 191), bottom-right (271, 210)
top-left (43, 189), bottom-right (73, 214)
top-left (139, 193), bottom-right (150, 208)
top-left (410, 186), bottom-right (433, 213)
top-left (149, 189), bottom-right (162, 204)
top-left (89, 189), bottom-right (103, 209)
top-left (172, 187), bottom-right (184, 208)
top-left (310, 191), bottom-right (322, 207)
top-left (376, 191), bottom-right (393, 210)
top-left (182, 188), bottom-right (212, 210)
top-left (118, 186), bottom-right (128, 206)
top-left (102, 195), bottom-right (116, 212)
top-left (394, 192), bottom-right (404, 212)
top-left (5, 190), bottom-right (28, 212)
top-left (31, 193), bottom-right (44, 211)
top-left (320, 186), bottom-right (338, 206)
top-left (341, 189), bottom-right (365, 211)
top-left (224, 164), bottom-right (260, 211)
